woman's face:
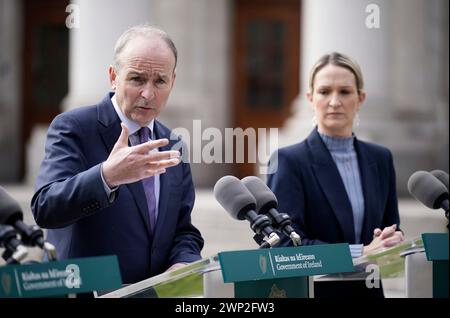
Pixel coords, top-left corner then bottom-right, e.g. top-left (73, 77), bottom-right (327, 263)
top-left (307, 64), bottom-right (365, 137)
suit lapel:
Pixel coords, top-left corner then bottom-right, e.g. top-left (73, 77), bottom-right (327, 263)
top-left (308, 130), bottom-right (356, 243)
top-left (355, 139), bottom-right (379, 245)
top-left (97, 93), bottom-right (152, 237)
top-left (98, 93), bottom-right (121, 154)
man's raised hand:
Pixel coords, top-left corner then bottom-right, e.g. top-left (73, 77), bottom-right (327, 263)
top-left (102, 123), bottom-right (180, 188)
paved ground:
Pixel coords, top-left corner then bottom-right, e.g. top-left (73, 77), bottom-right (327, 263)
top-left (1, 184), bottom-right (448, 297)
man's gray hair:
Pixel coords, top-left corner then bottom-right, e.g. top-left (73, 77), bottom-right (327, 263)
top-left (113, 24), bottom-right (178, 72)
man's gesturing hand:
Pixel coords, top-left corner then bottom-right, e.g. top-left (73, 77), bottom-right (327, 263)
top-left (102, 123), bottom-right (180, 188)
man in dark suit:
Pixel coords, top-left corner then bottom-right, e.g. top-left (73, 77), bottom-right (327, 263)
top-left (31, 25), bottom-right (204, 284)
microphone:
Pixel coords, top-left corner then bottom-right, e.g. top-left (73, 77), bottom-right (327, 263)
top-left (0, 224), bottom-right (28, 264)
top-left (0, 186), bottom-right (56, 260)
top-left (241, 176), bottom-right (301, 246)
top-left (213, 176), bottom-right (280, 248)
top-left (407, 171), bottom-right (449, 220)
top-left (430, 170), bottom-right (449, 191)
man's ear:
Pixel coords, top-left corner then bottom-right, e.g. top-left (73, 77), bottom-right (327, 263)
top-left (109, 65), bottom-right (117, 90)
top-left (170, 71), bottom-right (176, 89)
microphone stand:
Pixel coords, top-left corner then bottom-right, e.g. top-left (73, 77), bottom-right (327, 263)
top-left (263, 209), bottom-right (302, 246)
top-left (43, 242), bottom-right (57, 261)
top-left (254, 232), bottom-right (280, 249)
top-left (445, 209), bottom-right (449, 231)
top-left (0, 225), bottom-right (28, 264)
top-left (2, 246), bottom-right (28, 265)
top-left (442, 200), bottom-right (449, 231)
top-left (13, 221), bottom-right (57, 261)
top-left (253, 233), bottom-right (266, 247)
top-left (246, 212), bottom-right (281, 248)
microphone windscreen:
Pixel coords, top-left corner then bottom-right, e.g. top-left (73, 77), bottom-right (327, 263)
top-left (213, 176), bottom-right (256, 220)
top-left (407, 171), bottom-right (448, 209)
top-left (0, 186), bottom-right (23, 224)
top-left (241, 176), bottom-right (277, 212)
top-left (430, 170), bottom-right (449, 191)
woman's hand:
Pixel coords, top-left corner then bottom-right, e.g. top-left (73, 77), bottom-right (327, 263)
top-left (363, 224), bottom-right (404, 256)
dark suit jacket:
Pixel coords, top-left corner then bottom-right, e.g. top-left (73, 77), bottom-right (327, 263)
top-left (31, 93), bottom-right (204, 283)
top-left (267, 128), bottom-right (400, 247)
top-left (267, 129), bottom-right (400, 298)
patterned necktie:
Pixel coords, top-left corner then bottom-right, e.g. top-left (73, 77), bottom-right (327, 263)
top-left (139, 127), bottom-right (156, 231)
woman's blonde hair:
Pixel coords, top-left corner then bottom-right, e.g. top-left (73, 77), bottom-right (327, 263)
top-left (309, 52), bottom-right (364, 95)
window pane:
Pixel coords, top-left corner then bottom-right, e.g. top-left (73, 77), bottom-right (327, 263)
top-left (32, 24), bottom-right (69, 113)
top-left (246, 20), bottom-right (285, 109)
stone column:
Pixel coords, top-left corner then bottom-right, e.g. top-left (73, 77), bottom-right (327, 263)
top-left (63, 0), bottom-right (155, 110)
top-left (150, 0), bottom-right (232, 186)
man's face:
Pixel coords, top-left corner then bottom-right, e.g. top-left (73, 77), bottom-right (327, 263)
top-left (109, 36), bottom-right (176, 126)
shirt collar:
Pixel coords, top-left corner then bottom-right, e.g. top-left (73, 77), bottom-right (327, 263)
top-left (319, 132), bottom-right (355, 152)
top-left (111, 93), bottom-right (154, 136)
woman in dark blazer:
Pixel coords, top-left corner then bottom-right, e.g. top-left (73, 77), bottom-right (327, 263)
top-left (267, 52), bottom-right (404, 298)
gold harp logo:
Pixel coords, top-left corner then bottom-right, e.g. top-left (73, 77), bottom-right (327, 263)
top-left (1, 273), bottom-right (12, 296)
top-left (269, 284), bottom-right (287, 298)
top-left (259, 255), bottom-right (267, 274)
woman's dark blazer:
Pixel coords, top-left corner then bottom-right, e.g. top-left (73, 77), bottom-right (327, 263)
top-left (268, 128), bottom-right (400, 247)
top-left (267, 128), bottom-right (400, 297)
